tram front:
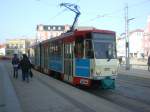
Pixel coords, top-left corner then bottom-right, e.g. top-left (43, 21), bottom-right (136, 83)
top-left (88, 32), bottom-right (118, 89)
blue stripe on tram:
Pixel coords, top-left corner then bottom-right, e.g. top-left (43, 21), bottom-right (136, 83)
top-left (75, 59), bottom-right (90, 77)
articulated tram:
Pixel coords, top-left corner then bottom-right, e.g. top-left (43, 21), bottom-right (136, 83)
top-left (28, 29), bottom-right (118, 89)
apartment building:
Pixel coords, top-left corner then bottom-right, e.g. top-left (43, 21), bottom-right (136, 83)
top-left (36, 24), bottom-right (70, 42)
top-left (143, 16), bottom-right (150, 56)
top-left (117, 29), bottom-right (144, 58)
top-left (5, 39), bottom-right (30, 57)
top-left (0, 44), bottom-right (5, 56)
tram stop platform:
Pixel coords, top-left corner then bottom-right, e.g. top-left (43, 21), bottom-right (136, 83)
top-left (0, 60), bottom-right (141, 112)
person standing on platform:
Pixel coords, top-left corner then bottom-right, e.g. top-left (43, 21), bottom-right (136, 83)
top-left (119, 57), bottom-right (122, 65)
top-left (148, 55), bottom-right (150, 72)
top-left (19, 54), bottom-right (31, 82)
top-left (12, 54), bottom-right (20, 78)
top-left (28, 57), bottom-right (33, 78)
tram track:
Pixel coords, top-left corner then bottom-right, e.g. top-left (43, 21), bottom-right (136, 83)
top-left (117, 74), bottom-right (150, 88)
top-left (83, 75), bottom-right (150, 112)
top-left (88, 90), bottom-right (150, 112)
top-left (117, 79), bottom-right (150, 88)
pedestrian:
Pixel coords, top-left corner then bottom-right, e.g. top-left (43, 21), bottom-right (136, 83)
top-left (12, 54), bottom-right (20, 78)
top-left (19, 54), bottom-right (31, 82)
top-left (28, 57), bottom-right (33, 78)
top-left (119, 57), bottom-right (122, 65)
top-left (148, 55), bottom-right (150, 72)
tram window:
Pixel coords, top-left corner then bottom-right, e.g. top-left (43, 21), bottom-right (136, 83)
top-left (75, 38), bottom-right (84, 58)
top-left (94, 42), bottom-right (116, 59)
top-left (58, 41), bottom-right (62, 56)
top-left (64, 44), bottom-right (72, 58)
top-left (57, 44), bottom-right (61, 56)
top-left (85, 40), bottom-right (94, 58)
top-left (49, 44), bottom-right (52, 54)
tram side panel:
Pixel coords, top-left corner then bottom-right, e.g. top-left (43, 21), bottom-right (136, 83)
top-left (48, 41), bottom-right (63, 77)
top-left (39, 42), bottom-right (49, 74)
top-left (41, 44), bottom-right (44, 72)
top-left (34, 44), bottom-right (41, 70)
top-left (29, 29), bottom-right (117, 89)
top-left (73, 59), bottom-right (91, 86)
top-left (28, 47), bottom-right (35, 67)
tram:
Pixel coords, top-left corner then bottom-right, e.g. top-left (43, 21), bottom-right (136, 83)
top-left (28, 28), bottom-right (118, 89)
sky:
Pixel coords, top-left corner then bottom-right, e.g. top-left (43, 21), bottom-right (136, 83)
top-left (0, 0), bottom-right (150, 43)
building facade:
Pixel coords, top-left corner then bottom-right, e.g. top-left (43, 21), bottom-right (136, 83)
top-left (143, 16), bottom-right (150, 56)
top-left (129, 29), bottom-right (144, 58)
top-left (116, 35), bottom-right (126, 57)
top-left (117, 29), bottom-right (144, 58)
top-left (5, 39), bottom-right (30, 57)
top-left (36, 24), bottom-right (70, 42)
top-left (0, 44), bottom-right (5, 56)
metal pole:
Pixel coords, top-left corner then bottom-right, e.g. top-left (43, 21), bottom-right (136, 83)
top-left (125, 4), bottom-right (130, 70)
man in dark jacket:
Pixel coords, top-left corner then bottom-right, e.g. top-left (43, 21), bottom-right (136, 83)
top-left (19, 54), bottom-right (31, 82)
top-left (12, 54), bottom-right (20, 78)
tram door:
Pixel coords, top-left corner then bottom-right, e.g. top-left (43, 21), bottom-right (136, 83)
top-left (64, 43), bottom-right (74, 82)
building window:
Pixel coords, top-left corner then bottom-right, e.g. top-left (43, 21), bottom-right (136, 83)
top-left (16, 44), bottom-right (18, 48)
top-left (6, 44), bottom-right (9, 48)
top-left (48, 26), bottom-right (51, 30)
top-left (58, 27), bottom-right (61, 30)
top-left (20, 44), bottom-right (23, 48)
top-left (39, 25), bottom-right (43, 31)
top-left (11, 44), bottom-right (14, 48)
top-left (53, 27), bottom-right (56, 30)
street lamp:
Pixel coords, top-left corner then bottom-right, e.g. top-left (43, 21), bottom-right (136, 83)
top-left (125, 4), bottom-right (135, 70)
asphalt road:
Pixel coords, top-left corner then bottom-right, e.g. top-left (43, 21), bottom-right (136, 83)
top-left (85, 74), bottom-right (150, 112)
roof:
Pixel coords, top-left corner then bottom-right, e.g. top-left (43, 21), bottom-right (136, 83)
top-left (129, 29), bottom-right (144, 35)
top-left (37, 25), bottom-right (69, 31)
top-left (39, 29), bottom-right (115, 44)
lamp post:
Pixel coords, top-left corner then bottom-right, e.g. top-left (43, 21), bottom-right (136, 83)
top-left (125, 4), bottom-right (135, 70)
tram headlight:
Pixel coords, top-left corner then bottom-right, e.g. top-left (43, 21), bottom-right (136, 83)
top-left (91, 69), bottom-right (101, 76)
top-left (96, 70), bottom-right (101, 75)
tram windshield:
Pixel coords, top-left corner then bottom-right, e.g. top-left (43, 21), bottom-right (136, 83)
top-left (92, 33), bottom-right (117, 59)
